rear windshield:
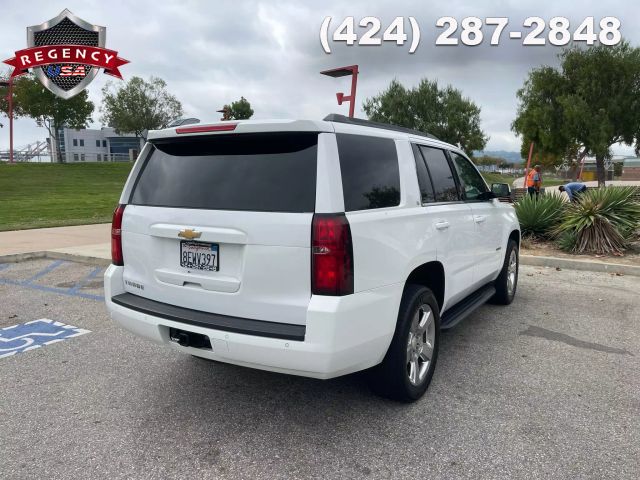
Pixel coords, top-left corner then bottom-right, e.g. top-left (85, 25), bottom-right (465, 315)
top-left (130, 133), bottom-right (318, 212)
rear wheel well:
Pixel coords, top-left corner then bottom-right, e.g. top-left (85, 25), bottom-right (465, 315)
top-left (404, 262), bottom-right (445, 311)
top-left (509, 230), bottom-right (520, 247)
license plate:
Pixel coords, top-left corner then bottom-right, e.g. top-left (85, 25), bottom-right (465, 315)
top-left (180, 241), bottom-right (219, 271)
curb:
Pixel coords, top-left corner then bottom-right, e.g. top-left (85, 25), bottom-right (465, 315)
top-left (521, 254), bottom-right (640, 276)
top-left (0, 250), bottom-right (111, 266)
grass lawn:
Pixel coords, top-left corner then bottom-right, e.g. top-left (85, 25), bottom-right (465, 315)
top-left (481, 172), bottom-right (518, 186)
top-left (540, 178), bottom-right (566, 187)
top-left (0, 162), bottom-right (133, 231)
top-left (481, 172), bottom-right (565, 188)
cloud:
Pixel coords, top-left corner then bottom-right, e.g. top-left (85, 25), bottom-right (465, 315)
top-left (1, 0), bottom-right (639, 154)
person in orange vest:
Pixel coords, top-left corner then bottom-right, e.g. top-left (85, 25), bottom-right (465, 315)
top-left (526, 165), bottom-right (542, 198)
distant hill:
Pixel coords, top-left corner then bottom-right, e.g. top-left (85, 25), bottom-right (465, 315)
top-left (473, 150), bottom-right (524, 164)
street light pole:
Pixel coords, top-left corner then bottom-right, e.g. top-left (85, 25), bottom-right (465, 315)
top-left (320, 65), bottom-right (359, 118)
top-left (0, 78), bottom-right (14, 164)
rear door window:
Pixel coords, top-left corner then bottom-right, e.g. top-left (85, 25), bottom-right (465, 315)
top-left (337, 134), bottom-right (401, 211)
top-left (418, 146), bottom-right (460, 202)
top-left (130, 133), bottom-right (318, 213)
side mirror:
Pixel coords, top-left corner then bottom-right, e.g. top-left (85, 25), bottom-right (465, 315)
top-left (491, 183), bottom-right (511, 199)
top-left (477, 191), bottom-right (497, 201)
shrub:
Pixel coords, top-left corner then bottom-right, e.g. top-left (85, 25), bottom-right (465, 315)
top-left (556, 230), bottom-right (578, 252)
top-left (554, 186), bottom-right (640, 254)
top-left (514, 193), bottom-right (566, 238)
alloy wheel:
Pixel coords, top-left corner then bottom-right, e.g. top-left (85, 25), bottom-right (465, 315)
top-left (406, 304), bottom-right (435, 386)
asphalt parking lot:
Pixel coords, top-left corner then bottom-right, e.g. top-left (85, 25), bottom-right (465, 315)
top-left (1, 259), bottom-right (638, 479)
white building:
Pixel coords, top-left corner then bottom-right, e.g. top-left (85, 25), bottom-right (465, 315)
top-left (51, 127), bottom-right (144, 163)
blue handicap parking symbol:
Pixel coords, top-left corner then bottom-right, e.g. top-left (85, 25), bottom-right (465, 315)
top-left (0, 319), bottom-right (90, 358)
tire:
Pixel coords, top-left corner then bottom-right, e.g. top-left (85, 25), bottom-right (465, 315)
top-left (490, 239), bottom-right (519, 305)
top-left (368, 285), bottom-right (440, 402)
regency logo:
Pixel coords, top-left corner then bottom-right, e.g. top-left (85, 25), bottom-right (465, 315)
top-left (2, 9), bottom-right (129, 99)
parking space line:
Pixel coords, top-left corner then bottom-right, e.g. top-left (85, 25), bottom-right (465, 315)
top-left (68, 266), bottom-right (104, 294)
top-left (0, 277), bottom-right (103, 301)
top-left (24, 260), bottom-right (65, 283)
top-left (0, 260), bottom-right (104, 301)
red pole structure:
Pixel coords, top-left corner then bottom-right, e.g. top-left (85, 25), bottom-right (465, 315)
top-left (320, 65), bottom-right (359, 118)
top-left (8, 78), bottom-right (13, 164)
top-left (523, 141), bottom-right (534, 189)
top-left (347, 66), bottom-right (358, 118)
top-left (577, 151), bottom-right (587, 181)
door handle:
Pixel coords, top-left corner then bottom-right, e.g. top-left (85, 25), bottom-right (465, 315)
top-left (474, 215), bottom-right (487, 224)
top-left (435, 221), bottom-right (450, 231)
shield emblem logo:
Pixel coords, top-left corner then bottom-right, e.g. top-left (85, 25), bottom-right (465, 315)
top-left (27, 9), bottom-right (106, 99)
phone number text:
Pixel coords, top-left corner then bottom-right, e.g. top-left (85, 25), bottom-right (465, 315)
top-left (319, 16), bottom-right (622, 53)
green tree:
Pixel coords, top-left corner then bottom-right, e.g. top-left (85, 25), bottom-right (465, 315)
top-left (531, 151), bottom-right (566, 171)
top-left (100, 76), bottom-right (183, 139)
top-left (363, 79), bottom-right (488, 155)
top-left (513, 42), bottom-right (640, 186)
top-left (0, 73), bottom-right (94, 163)
top-left (222, 96), bottom-right (254, 120)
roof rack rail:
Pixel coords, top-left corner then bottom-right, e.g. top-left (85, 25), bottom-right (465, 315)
top-left (323, 114), bottom-right (439, 140)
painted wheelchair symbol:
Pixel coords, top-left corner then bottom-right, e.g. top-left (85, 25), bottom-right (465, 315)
top-left (0, 319), bottom-right (90, 358)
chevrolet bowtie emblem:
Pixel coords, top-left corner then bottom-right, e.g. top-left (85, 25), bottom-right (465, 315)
top-left (178, 229), bottom-right (202, 240)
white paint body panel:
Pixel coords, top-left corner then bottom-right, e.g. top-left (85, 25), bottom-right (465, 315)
top-left (468, 199), bottom-right (507, 284)
top-left (106, 118), bottom-right (519, 379)
top-left (105, 264), bottom-right (402, 379)
top-left (121, 206), bottom-right (313, 325)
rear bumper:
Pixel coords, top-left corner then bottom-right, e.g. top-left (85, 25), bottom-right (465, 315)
top-left (111, 292), bottom-right (306, 341)
top-left (104, 265), bottom-right (402, 379)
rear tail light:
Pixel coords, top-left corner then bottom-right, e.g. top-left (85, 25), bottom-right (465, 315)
top-left (111, 204), bottom-right (126, 266)
top-left (311, 214), bottom-right (354, 296)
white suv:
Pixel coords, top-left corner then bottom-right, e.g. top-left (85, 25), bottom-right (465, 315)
top-left (104, 114), bottom-right (520, 401)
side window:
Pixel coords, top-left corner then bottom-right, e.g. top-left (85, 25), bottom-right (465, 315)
top-left (450, 152), bottom-right (488, 201)
top-left (419, 146), bottom-right (459, 202)
top-left (337, 134), bottom-right (401, 211)
top-left (411, 144), bottom-right (435, 204)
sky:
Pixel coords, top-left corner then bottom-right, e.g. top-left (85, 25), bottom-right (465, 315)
top-left (1, 0), bottom-right (639, 156)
